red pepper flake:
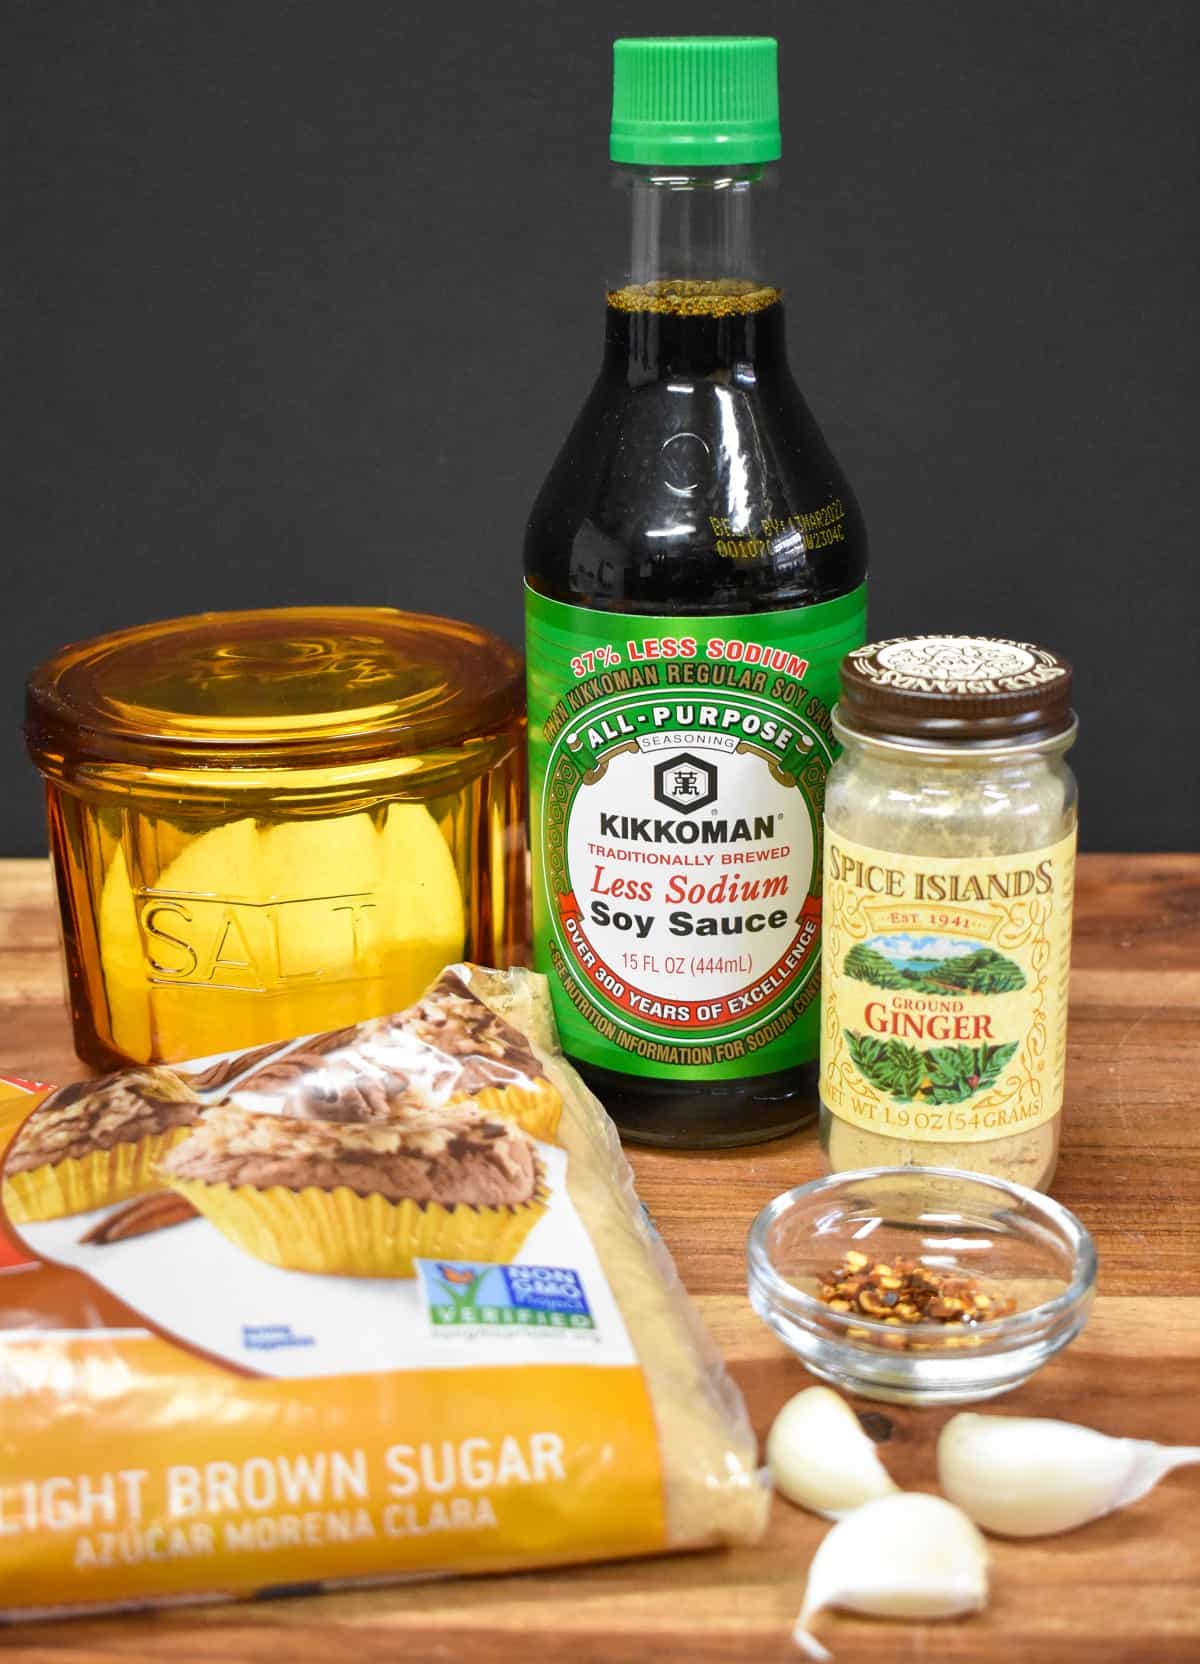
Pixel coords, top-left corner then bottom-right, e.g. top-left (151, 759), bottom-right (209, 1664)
top-left (818, 1250), bottom-right (1017, 1334)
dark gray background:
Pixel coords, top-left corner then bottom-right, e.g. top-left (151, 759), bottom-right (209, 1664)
top-left (6, 1), bottom-right (1198, 853)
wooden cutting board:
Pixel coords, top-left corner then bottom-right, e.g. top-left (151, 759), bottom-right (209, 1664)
top-left (0, 853), bottom-right (1196, 1662)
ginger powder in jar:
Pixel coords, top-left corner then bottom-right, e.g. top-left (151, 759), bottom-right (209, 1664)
top-left (26, 608), bottom-right (525, 1069)
top-left (820, 635), bottom-right (1077, 1191)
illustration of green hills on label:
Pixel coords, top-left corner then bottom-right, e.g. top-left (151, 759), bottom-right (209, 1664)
top-left (843, 934), bottom-right (1026, 996)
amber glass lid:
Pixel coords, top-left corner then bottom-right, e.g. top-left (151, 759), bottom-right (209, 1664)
top-left (26, 608), bottom-right (523, 767)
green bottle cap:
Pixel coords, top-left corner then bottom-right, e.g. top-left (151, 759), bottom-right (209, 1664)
top-left (610, 36), bottom-right (781, 167)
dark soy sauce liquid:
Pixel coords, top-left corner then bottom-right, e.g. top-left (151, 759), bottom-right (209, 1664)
top-left (526, 282), bottom-right (868, 1146)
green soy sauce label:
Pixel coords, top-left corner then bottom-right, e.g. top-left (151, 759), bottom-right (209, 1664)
top-left (526, 585), bottom-right (867, 1080)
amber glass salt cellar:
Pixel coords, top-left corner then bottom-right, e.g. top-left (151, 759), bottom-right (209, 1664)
top-left (26, 608), bottom-right (525, 1068)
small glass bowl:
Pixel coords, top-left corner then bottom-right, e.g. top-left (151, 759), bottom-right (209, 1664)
top-left (747, 1166), bottom-right (1096, 1405)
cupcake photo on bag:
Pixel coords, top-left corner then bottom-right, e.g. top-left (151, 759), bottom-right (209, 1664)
top-left (1, 1068), bottom-right (202, 1223)
top-left (222, 970), bottom-right (564, 1146)
top-left (402, 971), bottom-right (564, 1145)
top-left (159, 1096), bottom-right (549, 1278)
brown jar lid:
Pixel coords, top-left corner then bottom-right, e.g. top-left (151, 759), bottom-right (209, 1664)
top-left (26, 607), bottom-right (523, 769)
top-left (837, 634), bottom-right (1074, 747)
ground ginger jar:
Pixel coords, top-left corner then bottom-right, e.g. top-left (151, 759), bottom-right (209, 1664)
top-left (819, 635), bottom-right (1077, 1191)
top-left (25, 608), bottom-right (525, 1069)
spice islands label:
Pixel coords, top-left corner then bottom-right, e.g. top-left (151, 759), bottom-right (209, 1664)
top-left (820, 828), bottom-right (1077, 1142)
top-left (526, 586), bottom-right (867, 1080)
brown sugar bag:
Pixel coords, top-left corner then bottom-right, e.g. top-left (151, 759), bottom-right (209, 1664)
top-left (0, 968), bottom-right (766, 1619)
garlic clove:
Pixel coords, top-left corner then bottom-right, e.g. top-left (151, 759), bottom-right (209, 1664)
top-left (767, 1386), bottom-right (897, 1518)
top-left (938, 1412), bottom-right (1200, 1538)
top-left (793, 1491), bottom-right (988, 1660)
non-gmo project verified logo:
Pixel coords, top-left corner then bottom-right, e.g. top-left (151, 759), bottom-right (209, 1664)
top-left (417, 1261), bottom-right (596, 1332)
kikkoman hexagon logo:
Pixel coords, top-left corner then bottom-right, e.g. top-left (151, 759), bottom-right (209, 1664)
top-left (653, 751), bottom-right (718, 814)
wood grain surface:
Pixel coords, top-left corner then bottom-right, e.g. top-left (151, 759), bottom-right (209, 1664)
top-left (0, 853), bottom-right (1197, 1663)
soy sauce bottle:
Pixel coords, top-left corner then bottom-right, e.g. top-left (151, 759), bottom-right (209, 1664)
top-left (525, 37), bottom-right (868, 1147)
